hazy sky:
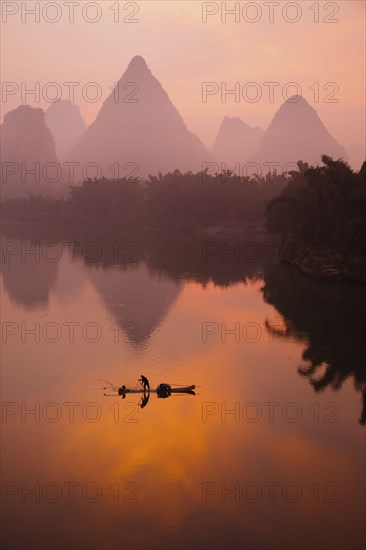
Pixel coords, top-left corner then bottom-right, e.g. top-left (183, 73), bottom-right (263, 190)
top-left (1, 0), bottom-right (365, 148)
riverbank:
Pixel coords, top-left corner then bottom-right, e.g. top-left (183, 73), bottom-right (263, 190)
top-left (279, 241), bottom-right (366, 284)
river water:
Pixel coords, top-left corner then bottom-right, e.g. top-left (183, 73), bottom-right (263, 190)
top-left (1, 227), bottom-right (365, 550)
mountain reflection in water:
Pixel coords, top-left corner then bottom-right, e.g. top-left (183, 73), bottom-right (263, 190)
top-left (1, 224), bottom-right (365, 424)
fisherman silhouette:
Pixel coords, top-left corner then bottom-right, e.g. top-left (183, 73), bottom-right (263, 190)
top-left (138, 375), bottom-right (150, 391)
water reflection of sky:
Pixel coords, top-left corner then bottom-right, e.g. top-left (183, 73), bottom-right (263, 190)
top-left (1, 241), bottom-right (365, 550)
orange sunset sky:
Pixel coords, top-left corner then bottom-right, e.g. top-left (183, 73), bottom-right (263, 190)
top-left (1, 0), bottom-right (365, 151)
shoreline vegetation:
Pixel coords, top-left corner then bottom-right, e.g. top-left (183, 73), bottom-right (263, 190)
top-left (0, 168), bottom-right (286, 231)
top-left (1, 156), bottom-right (365, 283)
top-left (266, 156), bottom-right (366, 283)
top-left (279, 241), bottom-right (366, 284)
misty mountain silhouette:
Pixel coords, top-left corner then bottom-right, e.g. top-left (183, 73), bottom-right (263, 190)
top-left (45, 100), bottom-right (86, 161)
top-left (212, 117), bottom-right (264, 166)
top-left (0, 105), bottom-right (60, 198)
top-left (68, 56), bottom-right (214, 179)
top-left (251, 96), bottom-right (346, 168)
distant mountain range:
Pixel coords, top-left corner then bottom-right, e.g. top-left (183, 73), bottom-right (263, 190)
top-left (1, 56), bottom-right (362, 199)
top-left (67, 55), bottom-right (214, 180)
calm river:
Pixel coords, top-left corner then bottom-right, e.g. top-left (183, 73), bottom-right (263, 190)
top-left (1, 226), bottom-right (365, 550)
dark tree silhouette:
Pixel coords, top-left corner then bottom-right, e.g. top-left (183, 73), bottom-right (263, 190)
top-left (1, 169), bottom-right (289, 229)
top-left (266, 156), bottom-right (366, 254)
